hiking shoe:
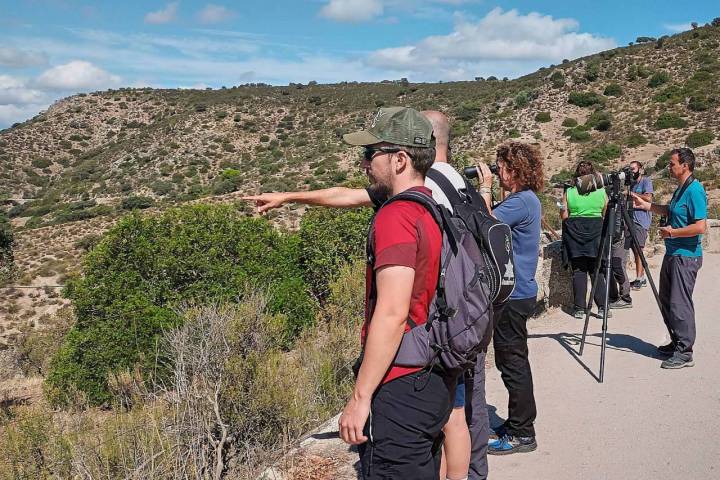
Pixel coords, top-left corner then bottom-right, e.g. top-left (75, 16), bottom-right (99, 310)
top-left (609, 299), bottom-right (632, 309)
top-left (630, 279), bottom-right (646, 290)
top-left (572, 308), bottom-right (586, 319)
top-left (488, 434), bottom-right (537, 455)
top-left (597, 309), bottom-right (612, 319)
top-left (488, 425), bottom-right (507, 442)
top-left (657, 342), bottom-right (676, 355)
top-left (661, 354), bottom-right (694, 369)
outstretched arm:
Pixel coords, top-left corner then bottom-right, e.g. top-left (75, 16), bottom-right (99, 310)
top-left (242, 187), bottom-right (373, 213)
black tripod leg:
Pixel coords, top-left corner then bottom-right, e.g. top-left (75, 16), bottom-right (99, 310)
top-left (580, 210), bottom-right (611, 356)
top-left (599, 208), bottom-right (616, 383)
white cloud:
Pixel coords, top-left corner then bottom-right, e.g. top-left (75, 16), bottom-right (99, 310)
top-left (664, 23), bottom-right (692, 33)
top-left (0, 103), bottom-right (50, 129)
top-left (35, 60), bottom-right (121, 91)
top-left (198, 4), bottom-right (235, 24)
top-left (0, 75), bottom-right (46, 105)
top-left (0, 47), bottom-right (48, 68)
top-left (320, 0), bottom-right (384, 23)
top-left (144, 2), bottom-right (179, 24)
top-left (368, 8), bottom-right (616, 75)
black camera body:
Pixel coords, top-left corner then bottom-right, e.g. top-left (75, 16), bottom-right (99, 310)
top-left (463, 164), bottom-right (498, 179)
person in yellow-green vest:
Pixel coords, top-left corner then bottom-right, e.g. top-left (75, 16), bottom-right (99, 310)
top-left (560, 161), bottom-right (609, 319)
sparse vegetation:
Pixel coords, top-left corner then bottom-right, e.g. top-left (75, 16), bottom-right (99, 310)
top-left (686, 130), bottom-right (715, 148)
top-left (655, 112), bottom-right (688, 129)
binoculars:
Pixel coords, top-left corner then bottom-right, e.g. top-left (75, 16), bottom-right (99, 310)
top-left (463, 164), bottom-right (498, 179)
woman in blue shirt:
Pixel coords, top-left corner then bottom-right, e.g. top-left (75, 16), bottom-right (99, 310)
top-left (476, 142), bottom-right (543, 456)
top-left (632, 148), bottom-right (707, 369)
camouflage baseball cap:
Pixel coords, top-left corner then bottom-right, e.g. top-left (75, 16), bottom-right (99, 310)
top-left (343, 106), bottom-right (434, 148)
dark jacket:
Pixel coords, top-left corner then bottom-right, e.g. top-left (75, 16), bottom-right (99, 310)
top-left (562, 217), bottom-right (603, 261)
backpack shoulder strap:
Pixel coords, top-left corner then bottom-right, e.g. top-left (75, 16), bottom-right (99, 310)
top-left (462, 177), bottom-right (491, 216)
top-left (426, 168), bottom-right (465, 206)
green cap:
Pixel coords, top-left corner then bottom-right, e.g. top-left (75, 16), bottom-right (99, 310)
top-left (343, 106), bottom-right (434, 148)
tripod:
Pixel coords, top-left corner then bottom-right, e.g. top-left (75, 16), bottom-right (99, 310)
top-left (578, 176), bottom-right (663, 382)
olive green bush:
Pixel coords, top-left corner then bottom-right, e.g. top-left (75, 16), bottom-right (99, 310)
top-left (298, 206), bottom-right (373, 298)
top-left (568, 91), bottom-right (605, 107)
top-left (46, 204), bottom-right (316, 406)
top-left (686, 130), bottom-right (715, 148)
top-left (654, 112), bottom-right (688, 129)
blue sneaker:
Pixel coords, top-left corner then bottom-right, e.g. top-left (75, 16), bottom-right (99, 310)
top-left (488, 434), bottom-right (537, 455)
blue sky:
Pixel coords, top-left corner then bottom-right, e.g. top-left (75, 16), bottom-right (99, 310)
top-left (1, 0), bottom-right (717, 128)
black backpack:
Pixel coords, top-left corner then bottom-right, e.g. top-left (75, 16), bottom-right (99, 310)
top-left (367, 190), bottom-right (493, 374)
top-left (426, 169), bottom-right (515, 305)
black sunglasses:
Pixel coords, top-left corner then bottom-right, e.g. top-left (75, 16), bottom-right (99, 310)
top-left (363, 146), bottom-right (405, 162)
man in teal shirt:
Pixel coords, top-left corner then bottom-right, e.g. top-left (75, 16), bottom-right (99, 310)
top-left (632, 148), bottom-right (707, 369)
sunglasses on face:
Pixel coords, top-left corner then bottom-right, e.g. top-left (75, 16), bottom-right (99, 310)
top-left (363, 146), bottom-right (403, 162)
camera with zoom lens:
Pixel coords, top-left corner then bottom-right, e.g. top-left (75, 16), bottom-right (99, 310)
top-left (463, 164), bottom-right (498, 179)
top-left (574, 165), bottom-right (640, 195)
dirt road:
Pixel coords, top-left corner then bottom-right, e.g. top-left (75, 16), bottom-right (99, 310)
top-left (488, 253), bottom-right (720, 480)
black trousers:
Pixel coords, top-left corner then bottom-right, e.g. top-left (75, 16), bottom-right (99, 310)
top-left (609, 241), bottom-right (632, 303)
top-left (571, 256), bottom-right (608, 310)
top-left (358, 370), bottom-right (454, 479)
top-left (493, 297), bottom-right (537, 438)
top-left (659, 255), bottom-right (702, 359)
top-left (465, 350), bottom-right (488, 480)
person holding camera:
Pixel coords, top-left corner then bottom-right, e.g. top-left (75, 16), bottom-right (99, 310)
top-left (474, 142), bottom-right (543, 456)
top-left (561, 161), bottom-right (609, 319)
top-left (632, 148), bottom-right (707, 369)
top-left (627, 161), bottom-right (654, 290)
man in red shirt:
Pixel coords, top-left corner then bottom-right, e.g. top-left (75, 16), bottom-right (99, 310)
top-left (336, 107), bottom-right (454, 479)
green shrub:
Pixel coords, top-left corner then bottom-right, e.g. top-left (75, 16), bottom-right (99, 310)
top-left (565, 128), bottom-right (591, 142)
top-left (648, 71), bottom-right (670, 88)
top-left (121, 196), bottom-right (154, 210)
top-left (514, 91), bottom-right (530, 108)
top-left (656, 150), bottom-right (671, 170)
top-left (298, 207), bottom-right (372, 297)
top-left (686, 130), bottom-right (715, 148)
top-left (585, 62), bottom-right (600, 82)
top-left (584, 143), bottom-right (621, 165)
top-left (31, 157), bottom-right (52, 169)
top-left (561, 117), bottom-right (578, 127)
top-left (46, 205), bottom-right (315, 406)
top-left (654, 112), bottom-right (688, 129)
top-left (625, 132), bottom-right (648, 147)
top-left (508, 128), bottom-right (521, 138)
top-left (550, 70), bottom-right (565, 88)
top-left (653, 84), bottom-right (683, 103)
top-left (603, 83), bottom-right (623, 96)
top-left (688, 96), bottom-right (710, 111)
top-left (534, 112), bottom-right (551, 123)
top-left (550, 168), bottom-right (573, 185)
top-left (585, 110), bottom-right (612, 131)
top-left (568, 91), bottom-right (605, 107)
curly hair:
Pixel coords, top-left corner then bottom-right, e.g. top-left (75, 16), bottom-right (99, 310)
top-left (496, 142), bottom-right (545, 192)
top-left (574, 160), bottom-right (595, 179)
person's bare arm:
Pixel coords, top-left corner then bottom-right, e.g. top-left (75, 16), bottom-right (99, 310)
top-left (560, 191), bottom-right (569, 221)
top-left (475, 163), bottom-right (495, 217)
top-left (631, 193), bottom-right (668, 217)
top-left (338, 265), bottom-right (414, 445)
top-left (242, 187), bottom-right (372, 213)
top-left (659, 219), bottom-right (707, 239)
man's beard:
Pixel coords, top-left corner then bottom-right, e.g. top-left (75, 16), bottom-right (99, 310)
top-left (367, 173), bottom-right (392, 201)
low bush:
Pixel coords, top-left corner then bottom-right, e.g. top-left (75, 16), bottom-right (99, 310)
top-left (568, 91), bottom-right (605, 107)
top-left (603, 83), bottom-right (623, 96)
top-left (654, 112), bottom-right (688, 129)
top-left (46, 204), bottom-right (316, 406)
top-left (534, 112), bottom-right (551, 123)
top-left (648, 71), bottom-right (670, 88)
top-left (686, 130), bottom-right (715, 148)
top-left (625, 132), bottom-right (648, 147)
top-left (121, 195), bottom-right (154, 210)
top-left (561, 117), bottom-right (578, 128)
top-left (584, 143), bottom-right (622, 165)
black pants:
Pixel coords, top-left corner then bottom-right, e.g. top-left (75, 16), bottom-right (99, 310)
top-left (609, 241), bottom-right (631, 303)
top-left (659, 255), bottom-right (703, 359)
top-left (465, 350), bottom-right (488, 480)
top-left (493, 297), bottom-right (537, 438)
top-left (358, 370), bottom-right (454, 479)
top-left (571, 256), bottom-right (607, 310)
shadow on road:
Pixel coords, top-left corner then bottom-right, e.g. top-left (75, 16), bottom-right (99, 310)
top-left (529, 331), bottom-right (664, 382)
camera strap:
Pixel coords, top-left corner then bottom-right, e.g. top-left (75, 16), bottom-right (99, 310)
top-left (670, 175), bottom-right (695, 207)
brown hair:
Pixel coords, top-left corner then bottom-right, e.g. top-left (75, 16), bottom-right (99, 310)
top-left (574, 160), bottom-right (595, 178)
top-left (496, 142), bottom-right (544, 192)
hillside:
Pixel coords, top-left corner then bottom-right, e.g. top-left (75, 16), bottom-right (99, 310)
top-left (2, 24), bottom-right (720, 364)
